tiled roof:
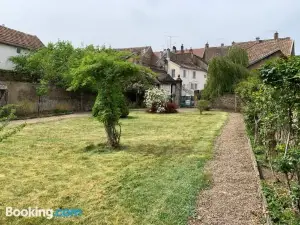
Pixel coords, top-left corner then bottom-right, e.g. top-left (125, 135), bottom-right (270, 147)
top-left (235, 38), bottom-right (294, 65)
top-left (203, 36), bottom-right (294, 66)
top-left (203, 47), bottom-right (228, 62)
top-left (176, 48), bottom-right (205, 58)
top-left (151, 66), bottom-right (176, 84)
top-left (0, 25), bottom-right (44, 50)
top-left (170, 53), bottom-right (208, 71)
top-left (154, 51), bottom-right (161, 58)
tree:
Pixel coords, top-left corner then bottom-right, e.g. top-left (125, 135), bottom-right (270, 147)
top-left (70, 50), bottom-right (152, 148)
top-left (227, 46), bottom-right (249, 67)
top-left (10, 42), bottom-right (154, 148)
top-left (202, 46), bottom-right (249, 100)
top-left (10, 41), bottom-right (94, 89)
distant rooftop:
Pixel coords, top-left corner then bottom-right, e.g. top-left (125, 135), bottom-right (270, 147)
top-left (0, 25), bottom-right (44, 50)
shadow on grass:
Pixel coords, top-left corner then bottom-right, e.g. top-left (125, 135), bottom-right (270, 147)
top-left (121, 115), bottom-right (138, 120)
top-left (83, 143), bottom-right (128, 154)
top-left (127, 143), bottom-right (196, 157)
top-left (82, 142), bottom-right (196, 157)
top-left (199, 112), bottom-right (215, 116)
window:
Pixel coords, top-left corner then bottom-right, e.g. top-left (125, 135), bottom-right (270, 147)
top-left (183, 70), bottom-right (186, 78)
top-left (194, 84), bottom-right (198, 90)
top-left (191, 83), bottom-right (194, 89)
top-left (193, 71), bottom-right (196, 79)
top-left (16, 47), bottom-right (21, 54)
top-left (171, 69), bottom-right (175, 78)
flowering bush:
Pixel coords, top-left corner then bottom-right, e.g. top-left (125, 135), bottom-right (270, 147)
top-left (144, 87), bottom-right (177, 113)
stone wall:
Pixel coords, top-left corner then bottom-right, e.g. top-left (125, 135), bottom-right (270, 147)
top-left (211, 94), bottom-right (241, 112)
top-left (0, 69), bottom-right (30, 82)
top-left (0, 80), bottom-right (95, 114)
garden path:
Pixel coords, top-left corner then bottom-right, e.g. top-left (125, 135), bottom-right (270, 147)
top-left (189, 113), bottom-right (263, 225)
top-left (11, 112), bottom-right (89, 125)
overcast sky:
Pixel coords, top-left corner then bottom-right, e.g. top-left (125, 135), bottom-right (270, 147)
top-left (1, 0), bottom-right (299, 53)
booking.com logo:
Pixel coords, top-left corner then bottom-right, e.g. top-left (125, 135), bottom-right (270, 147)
top-left (6, 207), bottom-right (83, 219)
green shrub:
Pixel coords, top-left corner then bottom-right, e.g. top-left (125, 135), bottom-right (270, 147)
top-left (119, 97), bottom-right (129, 118)
top-left (16, 100), bottom-right (35, 116)
top-left (0, 104), bottom-right (17, 119)
top-left (197, 100), bottom-right (210, 115)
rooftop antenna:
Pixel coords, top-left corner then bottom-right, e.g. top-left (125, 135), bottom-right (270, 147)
top-left (165, 35), bottom-right (178, 49)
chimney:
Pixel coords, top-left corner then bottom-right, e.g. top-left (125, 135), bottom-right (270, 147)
top-left (274, 31), bottom-right (279, 40)
top-left (205, 42), bottom-right (209, 48)
top-left (167, 48), bottom-right (170, 59)
top-left (256, 37), bottom-right (260, 42)
top-left (189, 47), bottom-right (193, 53)
top-left (232, 41), bottom-right (235, 45)
top-left (172, 46), bottom-right (177, 53)
top-left (221, 43), bottom-right (224, 47)
top-left (181, 44), bottom-right (184, 53)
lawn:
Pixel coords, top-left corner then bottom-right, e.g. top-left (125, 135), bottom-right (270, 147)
top-left (0, 110), bottom-right (227, 225)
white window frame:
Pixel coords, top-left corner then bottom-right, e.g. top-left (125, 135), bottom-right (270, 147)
top-left (193, 71), bottom-right (196, 79)
top-left (171, 69), bottom-right (175, 78)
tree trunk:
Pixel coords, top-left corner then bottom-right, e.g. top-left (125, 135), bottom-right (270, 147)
top-left (38, 96), bottom-right (41, 117)
top-left (104, 121), bottom-right (121, 148)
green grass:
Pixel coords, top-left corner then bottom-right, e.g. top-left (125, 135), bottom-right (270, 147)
top-left (0, 111), bottom-right (227, 225)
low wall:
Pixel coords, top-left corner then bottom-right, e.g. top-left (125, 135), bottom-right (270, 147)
top-left (211, 94), bottom-right (241, 111)
top-left (0, 81), bottom-right (95, 114)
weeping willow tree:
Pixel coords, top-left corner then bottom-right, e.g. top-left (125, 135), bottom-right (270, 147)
top-left (202, 46), bottom-right (250, 100)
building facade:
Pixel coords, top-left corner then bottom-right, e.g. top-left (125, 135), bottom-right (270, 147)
top-left (0, 25), bottom-right (44, 70)
top-left (166, 60), bottom-right (207, 96)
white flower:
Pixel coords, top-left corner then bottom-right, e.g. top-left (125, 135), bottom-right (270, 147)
top-left (144, 87), bottom-right (169, 112)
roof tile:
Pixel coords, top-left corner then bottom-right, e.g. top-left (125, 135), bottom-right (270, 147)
top-left (0, 25), bottom-right (44, 50)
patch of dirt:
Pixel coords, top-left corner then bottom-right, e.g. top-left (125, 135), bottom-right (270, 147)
top-left (189, 113), bottom-right (263, 225)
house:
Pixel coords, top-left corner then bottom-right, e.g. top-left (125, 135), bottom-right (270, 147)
top-left (168, 45), bottom-right (208, 97)
top-left (115, 46), bottom-right (182, 105)
top-left (202, 32), bottom-right (295, 69)
top-left (157, 45), bottom-right (208, 99)
top-left (0, 25), bottom-right (44, 70)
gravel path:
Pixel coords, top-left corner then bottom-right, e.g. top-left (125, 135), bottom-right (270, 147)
top-left (189, 113), bottom-right (263, 225)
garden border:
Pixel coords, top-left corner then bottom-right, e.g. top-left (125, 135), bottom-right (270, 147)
top-left (247, 138), bottom-right (273, 225)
